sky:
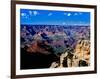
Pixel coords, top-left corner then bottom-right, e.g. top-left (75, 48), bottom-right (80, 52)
top-left (20, 9), bottom-right (90, 25)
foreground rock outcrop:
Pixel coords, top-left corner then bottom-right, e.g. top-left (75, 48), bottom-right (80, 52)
top-left (50, 39), bottom-right (90, 68)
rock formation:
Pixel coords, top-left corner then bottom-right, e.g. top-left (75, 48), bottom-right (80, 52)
top-left (50, 39), bottom-right (90, 68)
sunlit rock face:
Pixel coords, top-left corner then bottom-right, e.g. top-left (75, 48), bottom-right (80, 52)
top-left (50, 39), bottom-right (90, 68)
top-left (73, 39), bottom-right (90, 67)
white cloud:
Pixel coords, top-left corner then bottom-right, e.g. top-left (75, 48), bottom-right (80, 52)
top-left (74, 13), bottom-right (78, 16)
top-left (67, 13), bottom-right (71, 16)
top-left (21, 13), bottom-right (26, 16)
top-left (64, 13), bottom-right (67, 15)
top-left (74, 12), bottom-right (83, 16)
top-left (64, 13), bottom-right (71, 16)
top-left (33, 11), bottom-right (38, 16)
top-left (48, 13), bottom-right (52, 16)
top-left (29, 11), bottom-right (32, 15)
top-left (21, 13), bottom-right (29, 19)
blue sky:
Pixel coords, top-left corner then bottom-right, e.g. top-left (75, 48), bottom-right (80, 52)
top-left (20, 9), bottom-right (90, 25)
